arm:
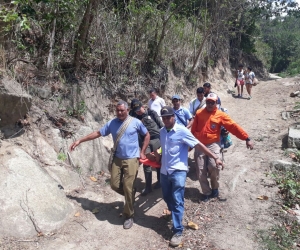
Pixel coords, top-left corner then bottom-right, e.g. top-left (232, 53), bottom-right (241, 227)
top-left (69, 131), bottom-right (101, 151)
top-left (151, 110), bottom-right (164, 128)
top-left (194, 142), bottom-right (223, 169)
top-left (186, 118), bottom-right (193, 129)
top-left (140, 132), bottom-right (150, 159)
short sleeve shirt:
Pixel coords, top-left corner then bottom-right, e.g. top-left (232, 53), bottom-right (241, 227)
top-left (100, 117), bottom-right (148, 159)
top-left (160, 124), bottom-right (200, 174)
top-left (173, 107), bottom-right (193, 127)
top-left (189, 98), bottom-right (206, 115)
top-left (148, 96), bottom-right (166, 115)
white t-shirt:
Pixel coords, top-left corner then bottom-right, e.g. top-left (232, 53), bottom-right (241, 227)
top-left (148, 96), bottom-right (166, 115)
top-left (245, 71), bottom-right (255, 83)
top-left (237, 69), bottom-right (245, 80)
top-left (189, 98), bottom-right (206, 115)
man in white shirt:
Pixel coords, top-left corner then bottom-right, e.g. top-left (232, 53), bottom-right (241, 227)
top-left (189, 87), bottom-right (206, 116)
top-left (148, 88), bottom-right (166, 115)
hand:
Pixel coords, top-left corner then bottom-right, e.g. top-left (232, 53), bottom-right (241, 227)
top-left (246, 140), bottom-right (254, 150)
top-left (69, 140), bottom-right (80, 151)
top-left (140, 152), bottom-right (146, 160)
top-left (215, 158), bottom-right (224, 170)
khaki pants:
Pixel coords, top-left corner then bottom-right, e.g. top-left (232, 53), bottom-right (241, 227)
top-left (194, 143), bottom-right (222, 196)
top-left (110, 157), bottom-right (139, 218)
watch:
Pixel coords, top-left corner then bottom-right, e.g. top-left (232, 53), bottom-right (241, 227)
top-left (246, 137), bottom-right (251, 141)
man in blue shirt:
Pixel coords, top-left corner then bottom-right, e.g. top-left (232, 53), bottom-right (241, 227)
top-left (70, 100), bottom-right (150, 230)
top-left (172, 95), bottom-right (193, 129)
top-left (159, 106), bottom-right (223, 247)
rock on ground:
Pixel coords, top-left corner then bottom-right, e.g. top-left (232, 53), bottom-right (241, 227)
top-left (0, 141), bottom-right (74, 238)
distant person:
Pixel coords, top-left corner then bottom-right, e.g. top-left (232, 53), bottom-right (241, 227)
top-left (132, 100), bottom-right (164, 195)
top-left (159, 106), bottom-right (223, 247)
top-left (172, 94), bottom-right (193, 129)
top-left (203, 82), bottom-right (221, 108)
top-left (245, 66), bottom-right (255, 100)
top-left (69, 100), bottom-right (150, 230)
top-left (235, 64), bottom-right (245, 98)
top-left (189, 87), bottom-right (206, 116)
top-left (191, 93), bottom-right (254, 202)
top-left (148, 88), bottom-right (166, 116)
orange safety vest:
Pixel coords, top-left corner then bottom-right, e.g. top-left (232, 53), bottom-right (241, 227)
top-left (191, 108), bottom-right (249, 145)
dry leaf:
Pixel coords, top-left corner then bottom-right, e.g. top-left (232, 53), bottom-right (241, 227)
top-left (90, 176), bottom-right (97, 182)
top-left (188, 221), bottom-right (199, 230)
top-left (92, 208), bottom-right (99, 214)
top-left (257, 195), bottom-right (268, 200)
top-left (37, 232), bottom-right (44, 237)
top-left (74, 212), bottom-right (80, 217)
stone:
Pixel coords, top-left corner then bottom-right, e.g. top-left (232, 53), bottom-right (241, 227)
top-left (270, 160), bottom-right (299, 171)
top-left (0, 76), bottom-right (32, 129)
top-left (288, 125), bottom-right (300, 148)
top-left (44, 125), bottom-right (111, 173)
top-left (29, 85), bottom-right (52, 99)
top-left (45, 165), bottom-right (82, 192)
top-left (0, 141), bottom-right (73, 238)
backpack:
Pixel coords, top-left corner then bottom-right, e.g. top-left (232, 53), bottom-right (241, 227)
top-left (220, 107), bottom-right (232, 149)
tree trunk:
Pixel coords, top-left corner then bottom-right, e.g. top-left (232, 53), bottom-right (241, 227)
top-left (74, 0), bottom-right (98, 71)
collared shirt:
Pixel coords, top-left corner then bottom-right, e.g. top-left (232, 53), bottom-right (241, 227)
top-left (100, 117), bottom-right (148, 159)
top-left (173, 107), bottom-right (193, 127)
top-left (160, 123), bottom-right (200, 175)
top-left (189, 98), bottom-right (206, 115)
top-left (148, 96), bottom-right (166, 115)
top-left (191, 108), bottom-right (249, 145)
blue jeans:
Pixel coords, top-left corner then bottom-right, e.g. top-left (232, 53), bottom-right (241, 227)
top-left (160, 170), bottom-right (187, 234)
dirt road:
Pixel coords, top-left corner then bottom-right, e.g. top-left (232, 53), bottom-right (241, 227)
top-left (5, 76), bottom-right (300, 250)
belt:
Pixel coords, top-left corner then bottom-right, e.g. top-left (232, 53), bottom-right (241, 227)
top-left (150, 135), bottom-right (160, 140)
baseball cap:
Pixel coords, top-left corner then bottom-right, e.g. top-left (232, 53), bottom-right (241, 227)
top-left (172, 94), bottom-right (181, 100)
top-left (132, 101), bottom-right (143, 113)
top-left (206, 93), bottom-right (218, 102)
top-left (160, 106), bottom-right (174, 117)
top-left (130, 99), bottom-right (139, 109)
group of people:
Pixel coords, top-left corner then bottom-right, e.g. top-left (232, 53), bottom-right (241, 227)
top-left (235, 64), bottom-right (256, 99)
top-left (69, 84), bottom-right (254, 247)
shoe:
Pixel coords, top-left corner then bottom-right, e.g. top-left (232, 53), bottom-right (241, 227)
top-left (153, 181), bottom-right (161, 189)
top-left (210, 189), bottom-right (219, 198)
top-left (141, 187), bottom-right (152, 196)
top-left (169, 233), bottom-right (182, 247)
top-left (200, 195), bottom-right (210, 202)
top-left (248, 96), bottom-right (252, 100)
top-left (237, 94), bottom-right (241, 98)
top-left (123, 217), bottom-right (133, 229)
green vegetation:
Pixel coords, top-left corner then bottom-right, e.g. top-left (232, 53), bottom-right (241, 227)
top-left (259, 221), bottom-right (300, 250)
top-left (260, 15), bottom-right (300, 75)
top-left (57, 152), bottom-right (67, 161)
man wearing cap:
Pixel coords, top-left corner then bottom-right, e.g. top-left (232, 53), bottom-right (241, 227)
top-left (203, 82), bottom-right (221, 109)
top-left (132, 100), bottom-right (164, 195)
top-left (189, 87), bottom-right (206, 116)
top-left (148, 88), bottom-right (166, 116)
top-left (159, 106), bottom-right (223, 247)
top-left (191, 93), bottom-right (254, 202)
top-left (69, 100), bottom-right (150, 230)
top-left (172, 94), bottom-right (193, 129)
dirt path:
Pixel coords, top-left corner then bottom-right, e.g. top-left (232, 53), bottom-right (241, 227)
top-left (5, 76), bottom-right (300, 250)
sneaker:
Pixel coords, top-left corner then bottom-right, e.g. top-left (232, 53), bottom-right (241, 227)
top-left (210, 189), bottom-right (219, 198)
top-left (170, 233), bottom-right (182, 247)
top-left (199, 194), bottom-right (210, 202)
top-left (248, 96), bottom-right (252, 100)
top-left (237, 94), bottom-right (241, 98)
top-left (123, 217), bottom-right (133, 229)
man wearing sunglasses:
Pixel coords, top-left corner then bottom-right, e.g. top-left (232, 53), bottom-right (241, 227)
top-left (191, 93), bottom-right (254, 202)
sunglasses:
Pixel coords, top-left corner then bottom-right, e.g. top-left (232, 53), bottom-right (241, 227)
top-left (206, 101), bottom-right (216, 105)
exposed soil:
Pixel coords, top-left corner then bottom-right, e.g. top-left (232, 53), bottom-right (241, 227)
top-left (2, 76), bottom-right (300, 250)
